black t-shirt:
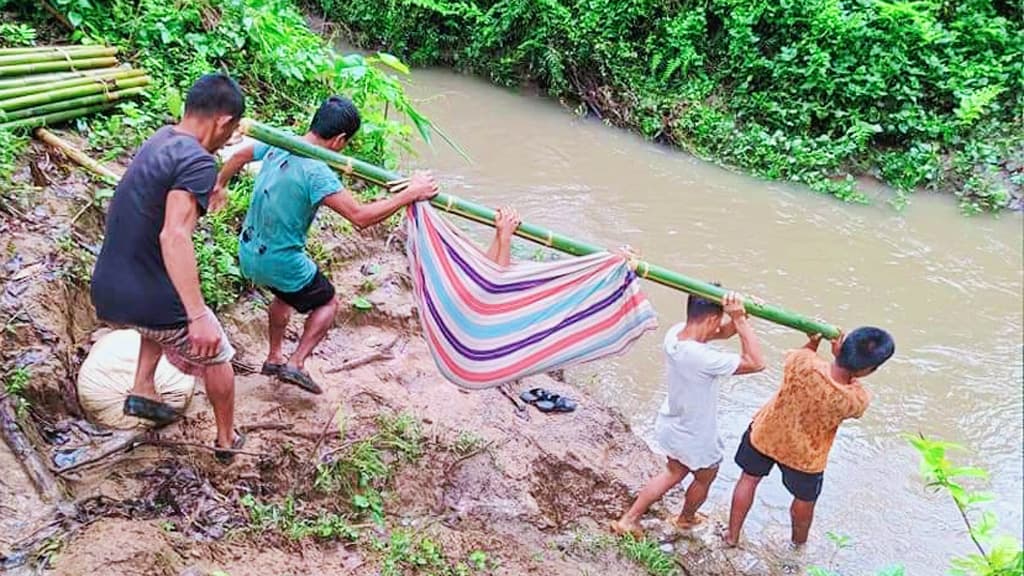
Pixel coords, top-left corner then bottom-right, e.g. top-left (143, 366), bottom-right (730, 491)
top-left (91, 126), bottom-right (215, 329)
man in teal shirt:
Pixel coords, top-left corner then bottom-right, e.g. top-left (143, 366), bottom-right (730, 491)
top-left (216, 96), bottom-right (437, 393)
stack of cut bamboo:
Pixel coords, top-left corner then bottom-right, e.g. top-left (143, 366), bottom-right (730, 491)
top-left (0, 45), bottom-right (150, 130)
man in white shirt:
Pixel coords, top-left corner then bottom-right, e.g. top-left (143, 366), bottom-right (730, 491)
top-left (612, 290), bottom-right (765, 536)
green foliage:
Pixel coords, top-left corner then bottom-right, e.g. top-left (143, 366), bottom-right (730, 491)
top-left (313, 411), bottom-right (422, 525)
top-left (616, 535), bottom-right (678, 576)
top-left (451, 430), bottom-right (484, 456)
top-left (83, 101), bottom-right (158, 162)
top-left (240, 493), bottom-right (361, 541)
top-left (55, 236), bottom-right (93, 287)
top-left (8, 0), bottom-right (444, 310)
top-left (240, 410), bottom-right (492, 574)
top-left (194, 177), bottom-right (252, 308)
top-left (825, 530), bottom-right (852, 551)
top-left (376, 411), bottom-right (424, 461)
top-left (0, 129), bottom-right (28, 187)
top-left (3, 366), bottom-right (30, 418)
top-left (316, 0), bottom-right (1023, 211)
top-left (39, 0), bottom-right (436, 167)
top-left (810, 436), bottom-right (1023, 576)
top-left (906, 434), bottom-right (1023, 576)
top-left (0, 22), bottom-right (36, 46)
top-left (351, 296), bottom-right (374, 311)
top-left (374, 530), bottom-right (494, 576)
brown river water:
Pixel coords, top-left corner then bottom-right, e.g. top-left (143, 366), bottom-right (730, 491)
top-left (398, 68), bottom-right (1023, 573)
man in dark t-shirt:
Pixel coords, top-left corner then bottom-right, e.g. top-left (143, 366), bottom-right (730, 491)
top-left (91, 73), bottom-right (245, 461)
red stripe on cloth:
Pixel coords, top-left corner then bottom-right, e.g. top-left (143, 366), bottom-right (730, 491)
top-left (422, 291), bottom-right (649, 383)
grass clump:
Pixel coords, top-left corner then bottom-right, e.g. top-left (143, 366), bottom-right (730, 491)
top-left (450, 430), bottom-right (484, 456)
top-left (616, 535), bottom-right (679, 576)
top-left (3, 366), bottom-right (31, 418)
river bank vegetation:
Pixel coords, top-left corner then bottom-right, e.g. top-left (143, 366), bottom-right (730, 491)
top-left (312, 0), bottom-right (1023, 213)
top-left (1, 0), bottom-right (444, 309)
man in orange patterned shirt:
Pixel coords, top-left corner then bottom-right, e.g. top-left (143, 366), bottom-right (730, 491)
top-left (724, 326), bottom-right (894, 547)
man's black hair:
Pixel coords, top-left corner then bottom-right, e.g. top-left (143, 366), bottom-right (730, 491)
top-left (310, 95), bottom-right (361, 140)
top-left (837, 326), bottom-right (895, 372)
top-left (686, 282), bottom-right (723, 321)
top-left (184, 73), bottom-right (245, 119)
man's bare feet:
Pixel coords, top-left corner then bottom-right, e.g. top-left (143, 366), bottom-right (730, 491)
top-left (609, 519), bottom-right (643, 539)
top-left (671, 512), bottom-right (707, 531)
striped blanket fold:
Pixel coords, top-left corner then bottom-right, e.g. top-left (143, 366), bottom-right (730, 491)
top-left (406, 202), bottom-right (658, 390)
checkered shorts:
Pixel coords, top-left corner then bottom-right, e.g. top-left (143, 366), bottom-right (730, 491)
top-left (129, 314), bottom-right (236, 376)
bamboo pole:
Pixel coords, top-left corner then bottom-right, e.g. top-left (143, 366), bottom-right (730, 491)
top-left (0, 45), bottom-right (104, 56)
top-left (0, 75), bottom-right (150, 112)
top-left (34, 128), bottom-right (121, 185)
top-left (239, 119), bottom-right (842, 338)
top-left (0, 68), bottom-right (144, 100)
top-left (0, 57), bottom-right (120, 77)
top-left (0, 87), bottom-right (147, 123)
top-left (0, 46), bottom-right (117, 67)
top-left (0, 103), bottom-right (117, 130)
top-left (0, 66), bottom-right (128, 90)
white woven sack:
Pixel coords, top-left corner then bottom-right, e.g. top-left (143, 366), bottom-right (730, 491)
top-left (77, 329), bottom-right (196, 429)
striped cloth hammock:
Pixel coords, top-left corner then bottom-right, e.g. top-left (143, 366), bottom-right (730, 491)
top-left (406, 202), bottom-right (658, 390)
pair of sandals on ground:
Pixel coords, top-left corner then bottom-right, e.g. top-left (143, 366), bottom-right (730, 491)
top-left (518, 387), bottom-right (577, 413)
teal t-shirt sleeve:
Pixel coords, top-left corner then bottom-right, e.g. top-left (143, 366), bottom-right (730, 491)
top-left (253, 141), bottom-right (270, 161)
top-left (307, 162), bottom-right (343, 205)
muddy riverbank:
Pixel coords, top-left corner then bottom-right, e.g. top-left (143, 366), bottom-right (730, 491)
top-left (0, 133), bottom-right (802, 575)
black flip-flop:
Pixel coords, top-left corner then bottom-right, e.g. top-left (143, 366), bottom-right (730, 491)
top-left (123, 394), bottom-right (179, 426)
top-left (535, 394), bottom-right (577, 413)
top-left (261, 362), bottom-right (284, 376)
top-left (214, 430), bottom-right (247, 464)
top-left (277, 365), bottom-right (323, 395)
top-left (519, 387), bottom-right (551, 405)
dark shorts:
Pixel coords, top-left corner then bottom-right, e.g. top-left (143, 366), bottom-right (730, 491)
top-left (735, 426), bottom-right (824, 502)
top-left (269, 269), bottom-right (336, 314)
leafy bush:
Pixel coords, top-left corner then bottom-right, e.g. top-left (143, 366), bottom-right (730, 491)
top-left (311, 0), bottom-right (1023, 211)
top-left (6, 0), bottom-right (443, 308)
top-left (810, 435), bottom-right (1023, 576)
top-left (907, 434), bottom-right (1023, 575)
